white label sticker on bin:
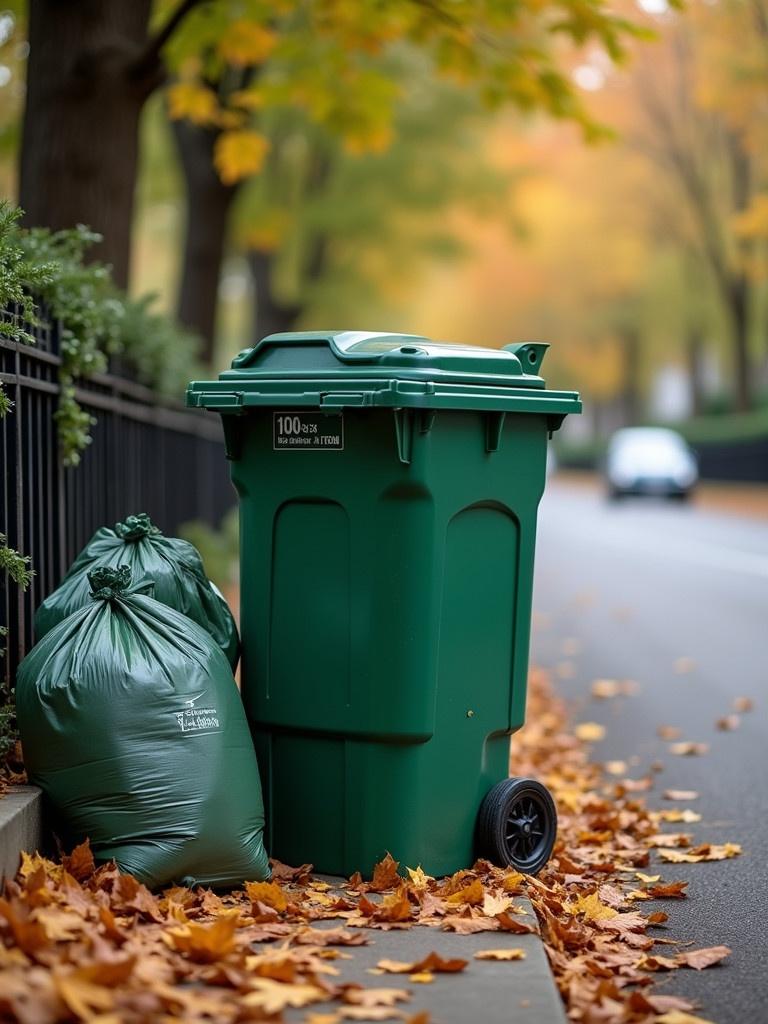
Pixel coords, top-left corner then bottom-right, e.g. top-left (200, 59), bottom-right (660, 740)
top-left (273, 412), bottom-right (344, 451)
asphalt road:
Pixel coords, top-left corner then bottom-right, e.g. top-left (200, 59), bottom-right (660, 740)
top-left (530, 478), bottom-right (768, 1024)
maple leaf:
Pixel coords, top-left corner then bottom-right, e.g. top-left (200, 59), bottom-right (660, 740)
top-left (167, 82), bottom-right (219, 125)
top-left (474, 948), bottom-right (526, 960)
top-left (575, 722), bottom-right (605, 742)
top-left (245, 880), bottom-right (288, 912)
top-left (165, 912), bottom-right (241, 962)
top-left (669, 741), bottom-right (709, 756)
top-left (567, 892), bottom-right (617, 922)
top-left (445, 879), bottom-right (484, 906)
top-left (61, 840), bottom-right (96, 882)
top-left (217, 19), bottom-right (277, 66)
top-left (241, 977), bottom-right (326, 1013)
top-left (377, 952), bottom-right (468, 974)
top-left (406, 866), bottom-right (433, 889)
top-left (645, 881), bottom-right (688, 899)
top-left (0, 897), bottom-right (49, 956)
top-left (676, 945), bottom-right (731, 970)
top-left (716, 714), bottom-right (740, 731)
top-left (343, 986), bottom-right (411, 1007)
top-left (214, 130), bottom-right (270, 185)
top-left (370, 853), bottom-right (401, 892)
top-left (54, 970), bottom-right (115, 1019)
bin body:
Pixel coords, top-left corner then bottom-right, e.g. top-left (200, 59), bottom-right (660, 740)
top-left (188, 332), bottom-right (580, 876)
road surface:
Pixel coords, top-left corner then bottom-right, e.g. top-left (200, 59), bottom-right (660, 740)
top-left (530, 477), bottom-right (768, 1024)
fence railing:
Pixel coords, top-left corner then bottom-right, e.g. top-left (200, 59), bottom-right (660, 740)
top-left (0, 311), bottom-right (235, 688)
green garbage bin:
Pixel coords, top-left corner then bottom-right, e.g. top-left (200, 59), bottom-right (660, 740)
top-left (187, 331), bottom-right (580, 877)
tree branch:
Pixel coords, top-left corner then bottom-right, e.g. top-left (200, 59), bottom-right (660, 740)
top-left (132, 0), bottom-right (205, 80)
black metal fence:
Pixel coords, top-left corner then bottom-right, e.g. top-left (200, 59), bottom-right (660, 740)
top-left (1, 311), bottom-right (235, 688)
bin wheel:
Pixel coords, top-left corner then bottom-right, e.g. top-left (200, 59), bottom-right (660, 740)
top-left (476, 777), bottom-right (557, 875)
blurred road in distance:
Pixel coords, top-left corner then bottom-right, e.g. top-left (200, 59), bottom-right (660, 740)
top-left (530, 474), bottom-right (768, 1023)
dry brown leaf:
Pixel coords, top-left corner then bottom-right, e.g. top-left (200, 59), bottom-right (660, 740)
top-left (716, 714), bottom-right (740, 731)
top-left (165, 912), bottom-right (240, 962)
top-left (658, 808), bottom-right (701, 823)
top-left (445, 879), bottom-right (484, 906)
top-left (370, 853), bottom-right (401, 892)
top-left (377, 952), bottom-right (468, 974)
top-left (343, 987), bottom-right (411, 1007)
top-left (241, 977), bottom-right (327, 1013)
top-left (657, 725), bottom-right (682, 740)
top-left (663, 789), bottom-right (700, 801)
top-left (656, 1013), bottom-right (715, 1024)
top-left (245, 880), bottom-right (288, 912)
top-left (669, 741), bottom-right (710, 756)
top-left (605, 760), bottom-right (628, 776)
top-left (733, 696), bottom-right (754, 713)
top-left (676, 945), bottom-right (731, 970)
top-left (575, 722), bottom-right (605, 742)
top-left (473, 948), bottom-right (526, 961)
top-left (409, 971), bottom-right (434, 983)
top-left (61, 840), bottom-right (96, 882)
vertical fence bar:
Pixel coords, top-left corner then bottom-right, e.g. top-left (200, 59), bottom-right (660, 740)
top-left (1, 310), bottom-right (233, 690)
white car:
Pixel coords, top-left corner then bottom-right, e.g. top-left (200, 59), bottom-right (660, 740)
top-left (605, 427), bottom-right (698, 500)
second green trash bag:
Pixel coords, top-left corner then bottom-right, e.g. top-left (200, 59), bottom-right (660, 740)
top-left (16, 565), bottom-right (269, 890)
top-left (33, 512), bottom-right (239, 668)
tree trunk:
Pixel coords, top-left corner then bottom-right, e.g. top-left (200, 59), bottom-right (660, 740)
top-left (172, 120), bottom-right (239, 365)
top-left (686, 328), bottom-right (704, 417)
top-left (728, 278), bottom-right (751, 412)
top-left (19, 0), bottom-right (158, 288)
top-left (620, 327), bottom-right (641, 426)
top-left (248, 250), bottom-right (302, 341)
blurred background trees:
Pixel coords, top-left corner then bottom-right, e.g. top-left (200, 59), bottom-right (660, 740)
top-left (1, 0), bottom-right (767, 445)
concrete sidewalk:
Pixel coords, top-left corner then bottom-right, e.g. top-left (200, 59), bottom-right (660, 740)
top-left (286, 896), bottom-right (566, 1024)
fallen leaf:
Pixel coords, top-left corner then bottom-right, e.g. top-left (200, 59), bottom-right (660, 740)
top-left (676, 946), bottom-right (731, 970)
top-left (377, 952), bottom-right (468, 974)
top-left (663, 789), bottom-right (700, 801)
top-left (645, 881), bottom-right (689, 899)
top-left (733, 696), bottom-right (754, 713)
top-left (656, 1013), bottom-right (715, 1024)
top-left (658, 808), bottom-right (701, 823)
top-left (474, 948), bottom-right (526, 960)
top-left (575, 722), bottom-right (606, 742)
top-left (245, 880), bottom-right (288, 912)
top-left (657, 725), bottom-right (683, 740)
top-left (370, 853), bottom-right (401, 892)
top-left (669, 742), bottom-right (709, 756)
top-left (445, 879), bottom-right (484, 906)
top-left (343, 987), bottom-right (411, 1007)
top-left (605, 760), bottom-right (628, 776)
top-left (409, 971), bottom-right (434, 983)
top-left (406, 866), bottom-right (433, 889)
top-left (716, 714), bottom-right (740, 731)
top-left (61, 840), bottom-right (96, 882)
top-left (165, 912), bottom-right (240, 962)
top-left (241, 978), bottom-right (326, 1013)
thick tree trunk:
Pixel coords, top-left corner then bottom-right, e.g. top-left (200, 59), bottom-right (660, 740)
top-left (19, 0), bottom-right (158, 288)
top-left (172, 120), bottom-right (239, 365)
top-left (248, 250), bottom-right (302, 341)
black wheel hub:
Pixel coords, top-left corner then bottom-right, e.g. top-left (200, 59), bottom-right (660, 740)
top-left (504, 796), bottom-right (546, 864)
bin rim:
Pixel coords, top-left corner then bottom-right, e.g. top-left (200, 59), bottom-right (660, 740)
top-left (186, 331), bottom-right (581, 420)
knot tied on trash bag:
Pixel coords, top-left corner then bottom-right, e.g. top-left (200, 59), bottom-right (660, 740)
top-left (88, 564), bottom-right (132, 600)
top-left (114, 513), bottom-right (159, 541)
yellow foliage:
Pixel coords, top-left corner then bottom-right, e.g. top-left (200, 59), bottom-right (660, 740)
top-left (167, 82), bottom-right (219, 126)
top-left (217, 20), bottom-right (277, 67)
top-left (214, 130), bottom-right (271, 185)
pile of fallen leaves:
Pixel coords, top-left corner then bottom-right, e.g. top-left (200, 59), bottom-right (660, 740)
top-left (0, 668), bottom-right (739, 1023)
top-left (514, 667), bottom-right (738, 1023)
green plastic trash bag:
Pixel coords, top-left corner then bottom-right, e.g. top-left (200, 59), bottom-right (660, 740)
top-left (34, 513), bottom-right (239, 669)
top-left (17, 565), bottom-right (269, 890)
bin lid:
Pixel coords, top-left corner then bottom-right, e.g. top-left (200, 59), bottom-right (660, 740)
top-left (187, 331), bottom-right (581, 422)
